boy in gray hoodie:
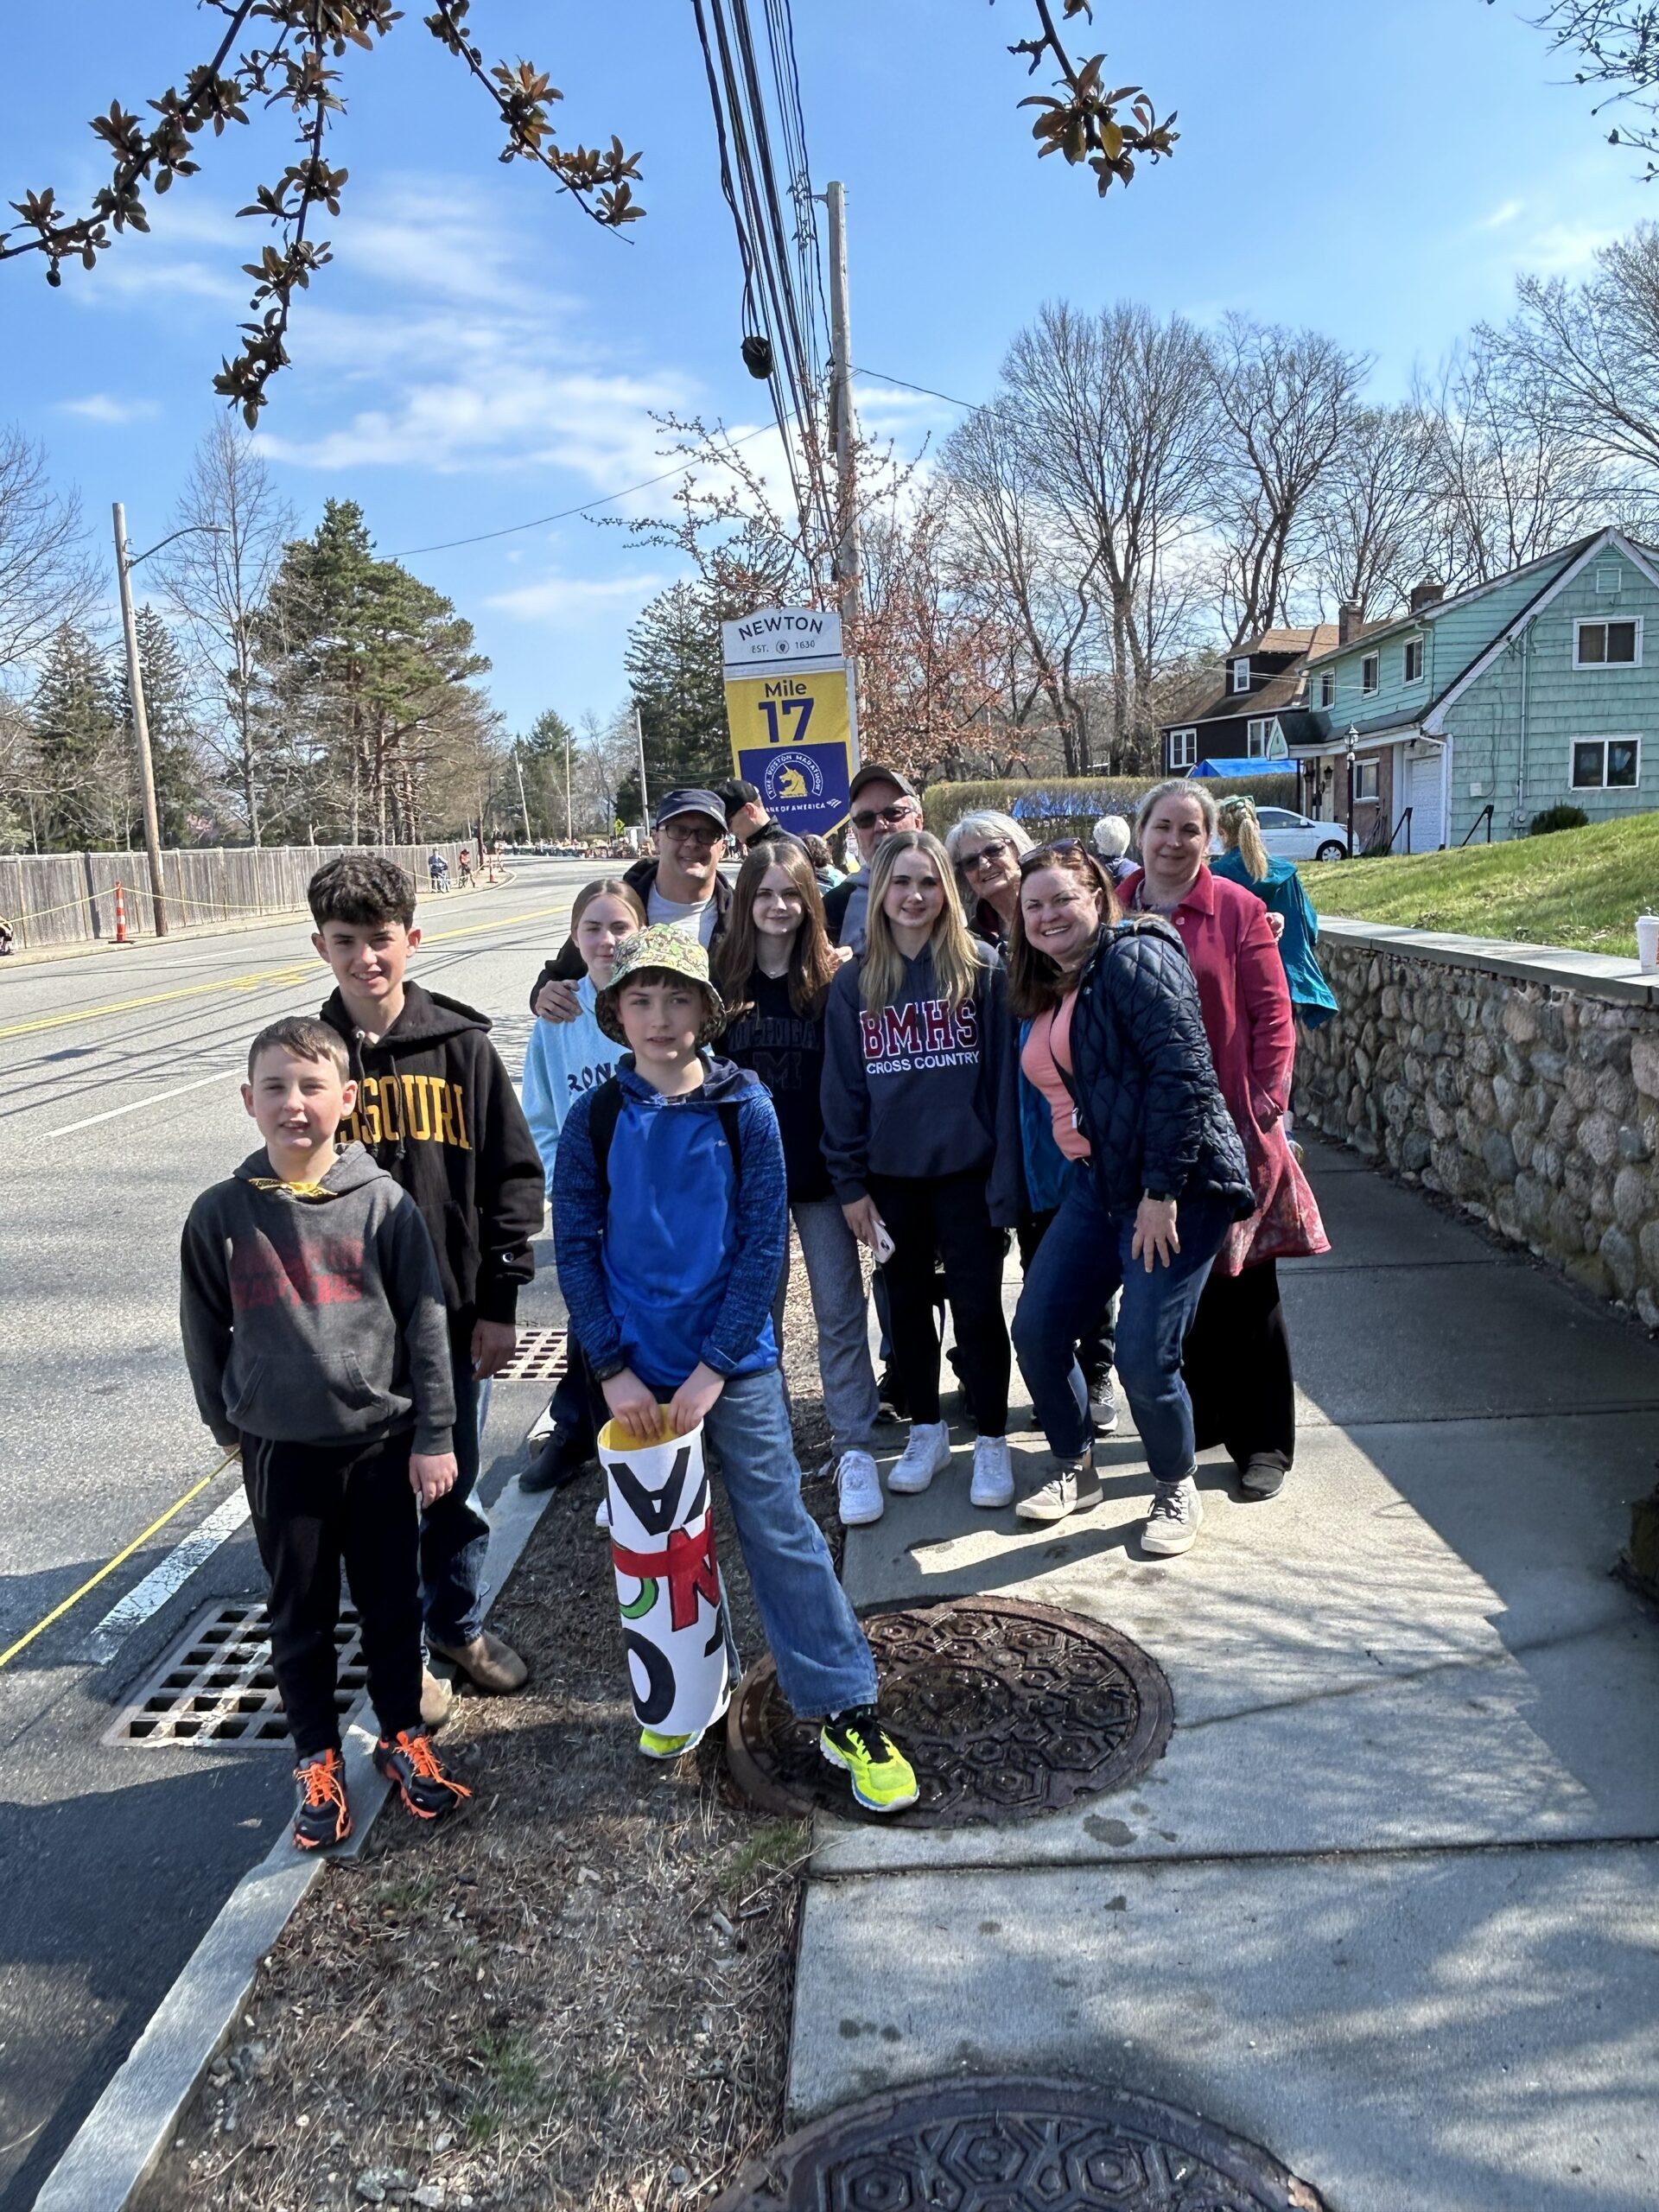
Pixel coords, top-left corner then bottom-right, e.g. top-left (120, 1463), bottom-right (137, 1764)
top-left (180, 1016), bottom-right (470, 1851)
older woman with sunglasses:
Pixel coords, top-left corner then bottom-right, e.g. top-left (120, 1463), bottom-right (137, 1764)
top-left (943, 810), bottom-right (1033, 948)
top-left (1007, 840), bottom-right (1253, 1554)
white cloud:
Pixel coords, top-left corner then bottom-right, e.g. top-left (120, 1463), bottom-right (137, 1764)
top-left (487, 569), bottom-right (674, 624)
top-left (1474, 198), bottom-right (1526, 232)
top-left (57, 393), bottom-right (160, 424)
top-left (1521, 219), bottom-right (1618, 275)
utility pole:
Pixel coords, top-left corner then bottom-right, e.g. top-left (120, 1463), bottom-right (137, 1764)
top-left (563, 719), bottom-right (573, 842)
top-left (111, 502), bottom-right (169, 938)
top-left (823, 181), bottom-right (861, 631)
top-left (632, 699), bottom-right (650, 840)
top-left (513, 744), bottom-right (533, 848)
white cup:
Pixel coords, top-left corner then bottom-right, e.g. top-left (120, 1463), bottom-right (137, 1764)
top-left (1637, 912), bottom-right (1659, 973)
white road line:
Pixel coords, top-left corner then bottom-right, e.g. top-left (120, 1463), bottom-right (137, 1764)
top-left (45, 1066), bottom-right (235, 1138)
top-left (86, 1487), bottom-right (251, 1661)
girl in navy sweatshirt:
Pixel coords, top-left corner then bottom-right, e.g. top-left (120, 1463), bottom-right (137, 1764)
top-left (821, 830), bottom-right (1021, 1510)
top-left (715, 842), bottom-right (886, 1528)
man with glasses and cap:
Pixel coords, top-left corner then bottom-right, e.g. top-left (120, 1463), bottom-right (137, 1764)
top-left (821, 764), bottom-right (925, 951)
top-left (529, 788), bottom-right (736, 1022)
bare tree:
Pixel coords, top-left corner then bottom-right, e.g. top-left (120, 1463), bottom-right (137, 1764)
top-left (156, 421), bottom-right (294, 843)
top-left (0, 427), bottom-right (95, 676)
top-left (1526, 2), bottom-right (1659, 175)
top-left (998, 300), bottom-right (1216, 769)
top-left (1312, 402), bottom-right (1440, 617)
top-left (1207, 315), bottom-right (1369, 649)
top-left (1491, 225), bottom-right (1659, 485)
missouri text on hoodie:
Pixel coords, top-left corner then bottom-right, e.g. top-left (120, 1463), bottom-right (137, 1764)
top-left (321, 981), bottom-right (543, 1344)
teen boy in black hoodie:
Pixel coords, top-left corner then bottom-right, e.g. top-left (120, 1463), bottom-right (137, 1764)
top-left (309, 854), bottom-right (544, 1705)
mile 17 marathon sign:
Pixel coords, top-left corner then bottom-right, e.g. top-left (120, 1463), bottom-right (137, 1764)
top-left (721, 607), bottom-right (859, 840)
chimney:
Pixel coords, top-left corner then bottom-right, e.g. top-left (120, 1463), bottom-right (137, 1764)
top-left (1338, 601), bottom-right (1362, 646)
top-left (1409, 577), bottom-right (1446, 614)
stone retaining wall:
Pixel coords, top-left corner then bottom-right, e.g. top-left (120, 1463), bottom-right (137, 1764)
top-left (1294, 918), bottom-right (1659, 1324)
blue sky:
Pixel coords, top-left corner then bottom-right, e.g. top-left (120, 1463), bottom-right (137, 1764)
top-left (4, 0), bottom-right (1656, 730)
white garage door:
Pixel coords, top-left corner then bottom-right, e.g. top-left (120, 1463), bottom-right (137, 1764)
top-left (1408, 749), bottom-right (1444, 851)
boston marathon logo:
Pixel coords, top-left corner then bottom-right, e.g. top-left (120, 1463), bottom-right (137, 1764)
top-left (760, 750), bottom-right (823, 805)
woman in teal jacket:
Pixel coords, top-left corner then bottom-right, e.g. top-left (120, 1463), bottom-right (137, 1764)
top-left (1211, 798), bottom-right (1338, 1029)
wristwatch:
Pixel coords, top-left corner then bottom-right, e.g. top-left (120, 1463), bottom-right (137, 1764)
top-left (1142, 1189), bottom-right (1175, 1204)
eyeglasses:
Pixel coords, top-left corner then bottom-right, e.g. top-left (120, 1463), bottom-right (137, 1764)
top-left (850, 801), bottom-right (919, 831)
top-left (959, 838), bottom-right (1013, 874)
top-left (662, 820), bottom-right (722, 847)
top-left (1018, 838), bottom-right (1082, 871)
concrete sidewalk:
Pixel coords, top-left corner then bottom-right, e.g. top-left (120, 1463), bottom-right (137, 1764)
top-left (788, 1139), bottom-right (1659, 2210)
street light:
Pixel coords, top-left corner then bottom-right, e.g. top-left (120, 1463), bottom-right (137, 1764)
top-left (111, 510), bottom-right (225, 938)
top-left (1344, 725), bottom-right (1358, 855)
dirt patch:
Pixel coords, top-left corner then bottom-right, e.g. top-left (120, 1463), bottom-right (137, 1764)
top-left (142, 1255), bottom-right (841, 2212)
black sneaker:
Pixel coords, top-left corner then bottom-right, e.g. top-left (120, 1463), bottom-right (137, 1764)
top-left (874, 1365), bottom-right (909, 1425)
top-left (1087, 1370), bottom-right (1120, 1438)
top-left (520, 1423), bottom-right (589, 1493)
top-left (292, 1748), bottom-right (352, 1852)
top-left (373, 1729), bottom-right (472, 1823)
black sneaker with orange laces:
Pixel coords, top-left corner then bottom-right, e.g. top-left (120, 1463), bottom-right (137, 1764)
top-left (292, 1748), bottom-right (353, 1852)
top-left (373, 1729), bottom-right (472, 1823)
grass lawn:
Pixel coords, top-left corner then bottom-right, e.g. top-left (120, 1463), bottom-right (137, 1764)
top-left (1300, 811), bottom-right (1659, 959)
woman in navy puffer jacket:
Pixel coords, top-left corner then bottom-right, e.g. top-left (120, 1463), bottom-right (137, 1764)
top-left (1007, 843), bottom-right (1252, 1559)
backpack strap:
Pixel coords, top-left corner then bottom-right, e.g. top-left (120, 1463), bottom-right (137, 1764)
top-left (588, 1075), bottom-right (743, 1202)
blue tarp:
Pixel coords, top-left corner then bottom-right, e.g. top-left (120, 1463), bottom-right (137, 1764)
top-left (1191, 757), bottom-right (1296, 779)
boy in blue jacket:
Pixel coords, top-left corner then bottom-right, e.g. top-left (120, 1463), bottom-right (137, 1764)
top-left (552, 926), bottom-right (917, 1813)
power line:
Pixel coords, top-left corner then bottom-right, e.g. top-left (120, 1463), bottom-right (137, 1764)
top-left (855, 365), bottom-right (980, 411)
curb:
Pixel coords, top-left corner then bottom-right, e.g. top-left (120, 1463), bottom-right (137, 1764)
top-left (35, 1470), bottom-right (556, 2212)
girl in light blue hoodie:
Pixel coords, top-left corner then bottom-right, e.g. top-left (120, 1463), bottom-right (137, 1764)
top-left (519, 877), bottom-right (645, 1491)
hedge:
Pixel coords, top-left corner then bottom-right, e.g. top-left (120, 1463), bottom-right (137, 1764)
top-left (922, 772), bottom-right (1299, 844)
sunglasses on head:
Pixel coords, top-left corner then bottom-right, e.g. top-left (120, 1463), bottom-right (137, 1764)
top-left (850, 801), bottom-right (918, 830)
top-left (1018, 837), bottom-right (1082, 871)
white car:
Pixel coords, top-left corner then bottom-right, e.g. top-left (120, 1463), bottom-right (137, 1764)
top-left (1252, 806), bottom-right (1351, 863)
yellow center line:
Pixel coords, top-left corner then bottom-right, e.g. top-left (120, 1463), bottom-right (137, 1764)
top-left (0, 898), bottom-right (574, 1042)
top-left (0, 1449), bottom-right (238, 1671)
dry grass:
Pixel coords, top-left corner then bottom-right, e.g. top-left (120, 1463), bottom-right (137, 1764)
top-left (142, 1252), bottom-right (838, 2212)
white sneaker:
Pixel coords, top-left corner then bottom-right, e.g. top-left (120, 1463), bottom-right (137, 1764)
top-left (836, 1449), bottom-right (885, 1527)
top-left (1014, 1455), bottom-right (1102, 1523)
top-left (887, 1420), bottom-right (952, 1495)
top-left (1241, 1455), bottom-right (1287, 1499)
top-left (1141, 1474), bottom-right (1203, 1556)
top-left (969, 1435), bottom-right (1014, 1509)
top-left (594, 1492), bottom-right (611, 1530)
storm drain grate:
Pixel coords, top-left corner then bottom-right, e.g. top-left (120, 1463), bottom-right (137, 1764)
top-left (494, 1327), bottom-right (569, 1382)
top-left (105, 1600), bottom-right (366, 1747)
top-left (709, 2075), bottom-right (1330, 2210)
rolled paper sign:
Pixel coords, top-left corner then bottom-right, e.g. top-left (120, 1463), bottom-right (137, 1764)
top-left (599, 1406), bottom-right (736, 1740)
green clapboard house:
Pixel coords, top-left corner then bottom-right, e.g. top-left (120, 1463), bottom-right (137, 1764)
top-left (1294, 527), bottom-right (1659, 850)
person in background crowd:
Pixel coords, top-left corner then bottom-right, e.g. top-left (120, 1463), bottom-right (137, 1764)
top-left (457, 848), bottom-right (473, 887)
top-left (944, 810), bottom-right (1034, 948)
top-left (1007, 842), bottom-right (1253, 1553)
top-left (1122, 779), bottom-right (1329, 1503)
top-left (427, 848), bottom-right (449, 894)
top-left (716, 778), bottom-right (786, 855)
top-left (822, 765), bottom-right (925, 950)
top-left (801, 832), bottom-right (843, 890)
top-left (0, 917), bottom-right (15, 955)
top-left (1211, 796), bottom-right (1339, 1029)
top-left (714, 844), bottom-right (885, 1528)
top-left (1092, 816), bottom-right (1138, 887)
top-left (518, 878), bottom-right (647, 1493)
top-left (822, 830), bottom-right (1021, 1510)
top-left (528, 788), bottom-right (734, 1023)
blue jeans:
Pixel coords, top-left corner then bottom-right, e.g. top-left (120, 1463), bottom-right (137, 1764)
top-left (1013, 1167), bottom-right (1231, 1484)
top-left (703, 1367), bottom-right (876, 1718)
top-left (419, 1344), bottom-right (492, 1647)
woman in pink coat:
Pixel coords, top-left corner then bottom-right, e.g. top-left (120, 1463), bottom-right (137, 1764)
top-left (1118, 779), bottom-right (1328, 1497)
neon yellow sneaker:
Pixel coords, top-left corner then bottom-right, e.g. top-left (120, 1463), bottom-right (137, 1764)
top-left (638, 1726), bottom-right (700, 1759)
top-left (819, 1707), bottom-right (919, 1814)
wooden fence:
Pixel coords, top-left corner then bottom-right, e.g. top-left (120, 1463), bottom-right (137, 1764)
top-left (0, 843), bottom-right (476, 950)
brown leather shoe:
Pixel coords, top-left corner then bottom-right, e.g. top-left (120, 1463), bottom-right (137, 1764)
top-left (420, 1666), bottom-right (454, 1731)
top-left (428, 1630), bottom-right (529, 1694)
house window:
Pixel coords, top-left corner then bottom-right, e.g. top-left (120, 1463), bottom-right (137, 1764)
top-left (1230, 658), bottom-right (1250, 694)
top-left (1169, 727), bottom-right (1197, 769)
top-left (1318, 669), bottom-right (1336, 709)
top-left (1402, 635), bottom-right (1424, 683)
top-left (1361, 652), bottom-right (1380, 696)
top-left (1574, 618), bottom-right (1641, 668)
top-left (1571, 735), bottom-right (1641, 789)
top-left (1353, 760), bottom-right (1381, 803)
top-left (1246, 717), bottom-right (1274, 758)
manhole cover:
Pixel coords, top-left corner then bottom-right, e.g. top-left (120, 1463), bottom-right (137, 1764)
top-left (493, 1327), bottom-right (569, 1382)
top-left (105, 1601), bottom-right (367, 1746)
top-left (709, 2075), bottom-right (1328, 2210)
top-left (725, 1597), bottom-right (1172, 1825)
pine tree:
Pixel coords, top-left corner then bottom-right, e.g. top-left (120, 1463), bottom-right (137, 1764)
top-left (623, 582), bottom-right (731, 797)
top-left (519, 707), bottom-right (574, 839)
top-left (119, 606), bottom-right (206, 846)
top-left (31, 623), bottom-right (123, 849)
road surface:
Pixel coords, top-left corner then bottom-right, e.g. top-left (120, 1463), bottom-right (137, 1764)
top-left (0, 862), bottom-right (588, 2209)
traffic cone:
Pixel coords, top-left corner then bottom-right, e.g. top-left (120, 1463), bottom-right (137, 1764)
top-left (112, 880), bottom-right (131, 947)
